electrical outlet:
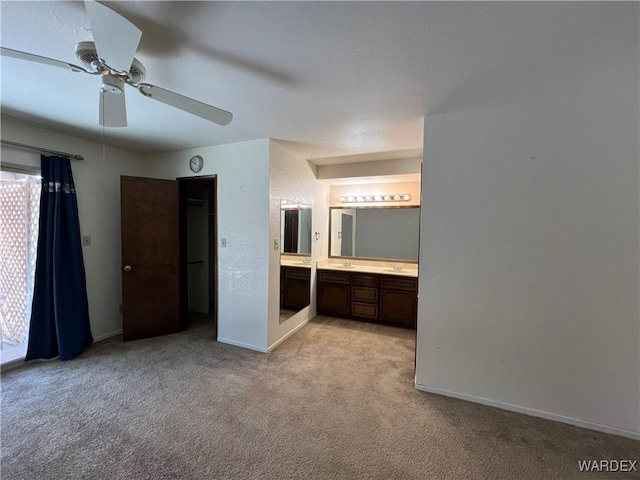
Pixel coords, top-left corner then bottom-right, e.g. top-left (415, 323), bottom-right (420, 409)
top-left (82, 236), bottom-right (91, 246)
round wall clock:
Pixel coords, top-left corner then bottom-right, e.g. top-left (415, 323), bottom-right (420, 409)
top-left (189, 155), bottom-right (204, 173)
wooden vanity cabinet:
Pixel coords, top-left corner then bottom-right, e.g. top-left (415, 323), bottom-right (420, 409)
top-left (351, 274), bottom-right (379, 320)
top-left (317, 271), bottom-right (351, 315)
top-left (317, 270), bottom-right (417, 328)
top-left (380, 276), bottom-right (418, 327)
top-left (281, 266), bottom-right (311, 309)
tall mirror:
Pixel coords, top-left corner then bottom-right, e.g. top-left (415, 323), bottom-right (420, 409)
top-left (280, 202), bottom-right (312, 322)
top-left (330, 206), bottom-right (420, 261)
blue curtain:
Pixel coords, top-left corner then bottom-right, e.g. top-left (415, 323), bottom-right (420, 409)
top-left (26, 156), bottom-right (93, 361)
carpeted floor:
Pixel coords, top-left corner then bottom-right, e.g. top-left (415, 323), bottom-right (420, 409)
top-left (1, 315), bottom-right (638, 480)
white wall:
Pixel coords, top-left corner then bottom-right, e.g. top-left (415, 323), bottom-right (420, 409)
top-left (147, 139), bottom-right (271, 352)
top-left (268, 140), bottom-right (329, 350)
top-left (416, 90), bottom-right (640, 439)
top-left (0, 116), bottom-right (149, 341)
top-left (317, 157), bottom-right (422, 181)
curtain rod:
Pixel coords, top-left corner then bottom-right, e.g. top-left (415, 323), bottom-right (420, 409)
top-left (1, 140), bottom-right (84, 161)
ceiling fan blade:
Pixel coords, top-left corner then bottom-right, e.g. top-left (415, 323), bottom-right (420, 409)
top-left (99, 89), bottom-right (127, 127)
top-left (1, 47), bottom-right (92, 73)
top-left (136, 83), bottom-right (233, 126)
top-left (84, 0), bottom-right (141, 73)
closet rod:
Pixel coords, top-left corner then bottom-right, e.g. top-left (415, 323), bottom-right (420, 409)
top-left (1, 140), bottom-right (84, 160)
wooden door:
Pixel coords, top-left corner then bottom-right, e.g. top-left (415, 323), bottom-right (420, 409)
top-left (121, 176), bottom-right (180, 341)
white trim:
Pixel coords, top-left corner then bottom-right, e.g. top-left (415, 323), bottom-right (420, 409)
top-left (0, 162), bottom-right (41, 175)
top-left (218, 337), bottom-right (268, 353)
top-left (415, 383), bottom-right (640, 441)
top-left (93, 330), bottom-right (122, 342)
top-left (268, 317), bottom-right (311, 352)
top-left (0, 357), bottom-right (26, 372)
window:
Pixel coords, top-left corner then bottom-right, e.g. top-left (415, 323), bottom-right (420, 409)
top-left (0, 167), bottom-right (41, 364)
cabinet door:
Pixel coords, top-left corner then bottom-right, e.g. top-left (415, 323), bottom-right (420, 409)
top-left (380, 289), bottom-right (417, 326)
top-left (318, 283), bottom-right (350, 315)
top-left (284, 278), bottom-right (311, 309)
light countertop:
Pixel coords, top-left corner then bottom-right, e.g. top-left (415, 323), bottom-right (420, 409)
top-left (316, 260), bottom-right (418, 278)
top-left (280, 257), bottom-right (312, 268)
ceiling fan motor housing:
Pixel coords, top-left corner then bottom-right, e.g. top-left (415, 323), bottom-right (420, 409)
top-left (75, 41), bottom-right (146, 84)
top-left (75, 41), bottom-right (100, 71)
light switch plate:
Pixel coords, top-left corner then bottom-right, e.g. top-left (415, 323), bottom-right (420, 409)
top-left (82, 236), bottom-right (91, 246)
top-left (220, 237), bottom-right (227, 248)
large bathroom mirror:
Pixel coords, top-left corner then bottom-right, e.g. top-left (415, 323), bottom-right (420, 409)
top-left (280, 202), bottom-right (312, 323)
top-left (281, 204), bottom-right (312, 254)
top-left (329, 206), bottom-right (420, 261)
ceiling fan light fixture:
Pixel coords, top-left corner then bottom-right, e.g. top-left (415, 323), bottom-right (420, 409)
top-left (101, 74), bottom-right (124, 94)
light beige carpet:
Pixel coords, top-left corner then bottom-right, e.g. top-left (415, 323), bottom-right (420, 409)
top-left (1, 315), bottom-right (638, 479)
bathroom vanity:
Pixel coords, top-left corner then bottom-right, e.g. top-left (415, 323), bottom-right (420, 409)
top-left (319, 204), bottom-right (420, 328)
top-left (317, 263), bottom-right (418, 328)
top-left (280, 263), bottom-right (311, 310)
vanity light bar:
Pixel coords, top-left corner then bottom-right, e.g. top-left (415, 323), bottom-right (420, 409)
top-left (339, 194), bottom-right (411, 204)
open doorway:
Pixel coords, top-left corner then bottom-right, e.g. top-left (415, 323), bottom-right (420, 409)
top-left (178, 176), bottom-right (217, 338)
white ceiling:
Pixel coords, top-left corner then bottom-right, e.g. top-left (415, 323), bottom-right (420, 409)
top-left (1, 1), bottom-right (637, 162)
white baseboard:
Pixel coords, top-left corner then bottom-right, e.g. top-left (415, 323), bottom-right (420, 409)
top-left (268, 317), bottom-right (311, 352)
top-left (93, 330), bottom-right (122, 342)
top-left (218, 337), bottom-right (268, 353)
top-left (415, 383), bottom-right (640, 441)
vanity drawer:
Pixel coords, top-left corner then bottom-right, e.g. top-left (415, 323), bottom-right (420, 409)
top-left (352, 302), bottom-right (378, 320)
top-left (318, 271), bottom-right (351, 285)
top-left (380, 276), bottom-right (418, 292)
top-left (285, 267), bottom-right (311, 280)
top-left (352, 286), bottom-right (378, 304)
top-left (352, 274), bottom-right (379, 288)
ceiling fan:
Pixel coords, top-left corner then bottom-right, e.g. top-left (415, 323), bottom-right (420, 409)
top-left (0, 0), bottom-right (232, 128)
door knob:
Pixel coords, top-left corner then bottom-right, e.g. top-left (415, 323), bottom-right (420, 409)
top-left (123, 265), bottom-right (132, 272)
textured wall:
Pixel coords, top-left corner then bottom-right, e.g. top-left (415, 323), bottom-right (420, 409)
top-left (416, 90), bottom-right (640, 438)
top-left (148, 139), bottom-right (271, 352)
top-left (268, 140), bottom-right (330, 350)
